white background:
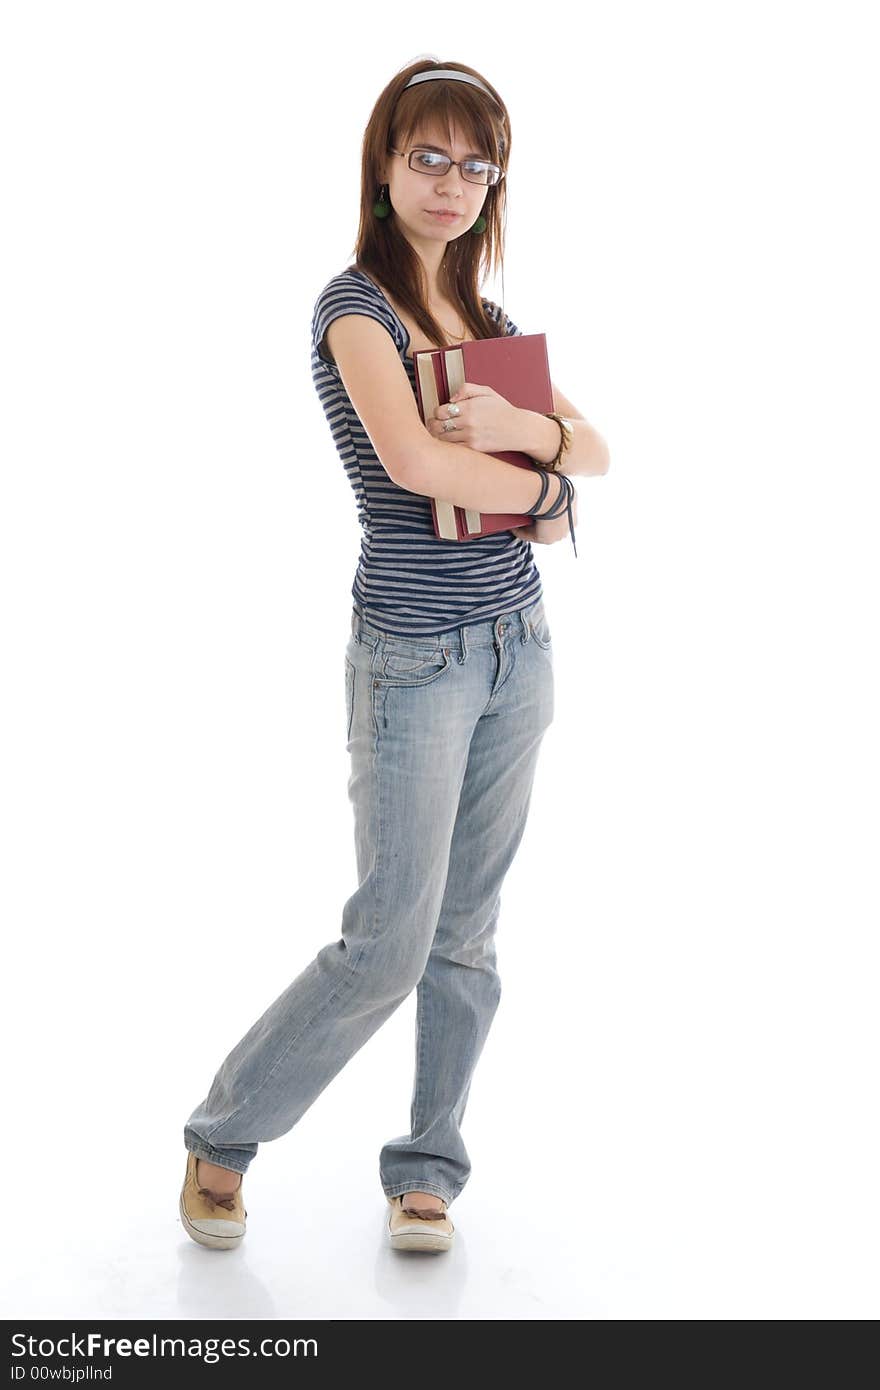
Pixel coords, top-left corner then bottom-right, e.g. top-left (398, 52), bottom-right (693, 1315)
top-left (2, 1), bottom-right (877, 1320)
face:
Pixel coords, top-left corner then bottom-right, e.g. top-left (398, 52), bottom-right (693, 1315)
top-left (383, 123), bottom-right (492, 245)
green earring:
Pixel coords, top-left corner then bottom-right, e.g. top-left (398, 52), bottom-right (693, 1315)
top-left (471, 214), bottom-right (487, 235)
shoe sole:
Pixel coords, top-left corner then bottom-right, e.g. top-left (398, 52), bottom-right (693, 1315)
top-left (179, 1191), bottom-right (245, 1250)
top-left (389, 1227), bottom-right (454, 1253)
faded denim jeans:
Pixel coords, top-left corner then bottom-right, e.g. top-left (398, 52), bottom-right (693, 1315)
top-left (183, 594), bottom-right (555, 1206)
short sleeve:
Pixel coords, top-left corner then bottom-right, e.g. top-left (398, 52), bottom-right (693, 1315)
top-left (311, 271), bottom-right (403, 370)
top-left (482, 297), bottom-right (521, 337)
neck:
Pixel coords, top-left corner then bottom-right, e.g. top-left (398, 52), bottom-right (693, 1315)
top-left (400, 230), bottom-right (449, 301)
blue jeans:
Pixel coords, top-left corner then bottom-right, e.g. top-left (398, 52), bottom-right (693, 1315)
top-left (183, 594), bottom-right (555, 1206)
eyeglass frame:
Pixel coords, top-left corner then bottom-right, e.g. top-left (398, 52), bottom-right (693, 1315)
top-left (387, 145), bottom-right (506, 187)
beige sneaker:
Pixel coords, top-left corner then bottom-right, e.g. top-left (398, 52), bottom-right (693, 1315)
top-left (386, 1193), bottom-right (455, 1253)
top-left (179, 1150), bottom-right (247, 1250)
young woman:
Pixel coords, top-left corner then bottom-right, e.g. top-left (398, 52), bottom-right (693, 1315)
top-left (179, 58), bottom-right (609, 1256)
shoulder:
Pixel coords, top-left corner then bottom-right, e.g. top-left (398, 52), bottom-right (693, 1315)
top-left (312, 266), bottom-right (389, 318)
top-left (480, 297), bottom-right (521, 337)
top-left (311, 267), bottom-right (404, 366)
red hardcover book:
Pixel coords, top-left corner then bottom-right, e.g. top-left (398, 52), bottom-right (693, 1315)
top-left (411, 332), bottom-right (554, 541)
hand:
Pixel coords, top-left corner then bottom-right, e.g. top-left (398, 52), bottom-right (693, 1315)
top-left (427, 382), bottom-right (522, 454)
top-left (511, 475), bottom-right (578, 544)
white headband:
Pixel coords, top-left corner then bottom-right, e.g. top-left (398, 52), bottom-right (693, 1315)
top-left (403, 69), bottom-right (495, 99)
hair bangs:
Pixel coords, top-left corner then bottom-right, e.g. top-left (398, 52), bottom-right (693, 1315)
top-left (394, 83), bottom-right (500, 165)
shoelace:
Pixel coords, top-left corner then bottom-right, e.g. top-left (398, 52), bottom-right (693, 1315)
top-left (400, 1199), bottom-right (448, 1221)
top-left (525, 466), bottom-right (578, 557)
top-left (197, 1185), bottom-right (240, 1212)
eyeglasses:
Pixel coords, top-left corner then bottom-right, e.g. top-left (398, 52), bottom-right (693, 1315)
top-left (389, 146), bottom-right (504, 187)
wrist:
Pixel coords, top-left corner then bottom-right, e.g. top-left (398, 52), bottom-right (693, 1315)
top-left (535, 469), bottom-right (564, 516)
top-left (517, 408), bottom-right (561, 466)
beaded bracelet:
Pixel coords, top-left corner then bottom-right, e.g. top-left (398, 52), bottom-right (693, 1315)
top-left (541, 412), bottom-right (574, 472)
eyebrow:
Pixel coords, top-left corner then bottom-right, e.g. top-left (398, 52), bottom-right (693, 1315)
top-left (412, 142), bottom-right (491, 161)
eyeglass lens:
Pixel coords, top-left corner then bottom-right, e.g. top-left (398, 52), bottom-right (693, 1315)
top-left (408, 149), bottom-right (500, 186)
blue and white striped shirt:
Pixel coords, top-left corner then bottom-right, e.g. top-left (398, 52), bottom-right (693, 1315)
top-left (310, 266), bottom-right (542, 637)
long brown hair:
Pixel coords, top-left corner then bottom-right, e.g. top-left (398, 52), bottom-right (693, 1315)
top-left (350, 57), bottom-right (513, 349)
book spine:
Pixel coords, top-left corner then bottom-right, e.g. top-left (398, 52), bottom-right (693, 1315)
top-left (414, 353), bottom-right (458, 540)
top-left (443, 347), bottom-right (482, 536)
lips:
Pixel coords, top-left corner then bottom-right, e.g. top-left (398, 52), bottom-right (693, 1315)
top-left (426, 209), bottom-right (461, 219)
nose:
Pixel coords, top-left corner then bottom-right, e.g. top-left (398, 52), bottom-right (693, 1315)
top-left (434, 163), bottom-right (468, 193)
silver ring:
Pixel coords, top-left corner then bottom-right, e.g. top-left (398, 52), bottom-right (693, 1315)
top-left (447, 403), bottom-right (461, 416)
top-left (442, 420), bottom-right (457, 432)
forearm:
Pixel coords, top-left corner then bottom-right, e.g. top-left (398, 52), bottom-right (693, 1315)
top-left (516, 409), bottom-right (610, 476)
top-left (402, 438), bottom-right (564, 515)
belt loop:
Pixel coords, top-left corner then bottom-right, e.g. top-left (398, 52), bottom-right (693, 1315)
top-left (457, 624), bottom-right (467, 664)
top-left (519, 605), bottom-right (530, 644)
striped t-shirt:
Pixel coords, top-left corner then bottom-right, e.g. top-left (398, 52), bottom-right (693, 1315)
top-left (310, 266), bottom-right (542, 637)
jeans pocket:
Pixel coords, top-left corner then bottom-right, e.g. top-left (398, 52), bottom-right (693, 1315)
top-left (375, 642), bottom-right (452, 687)
top-left (529, 603), bottom-right (553, 649)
